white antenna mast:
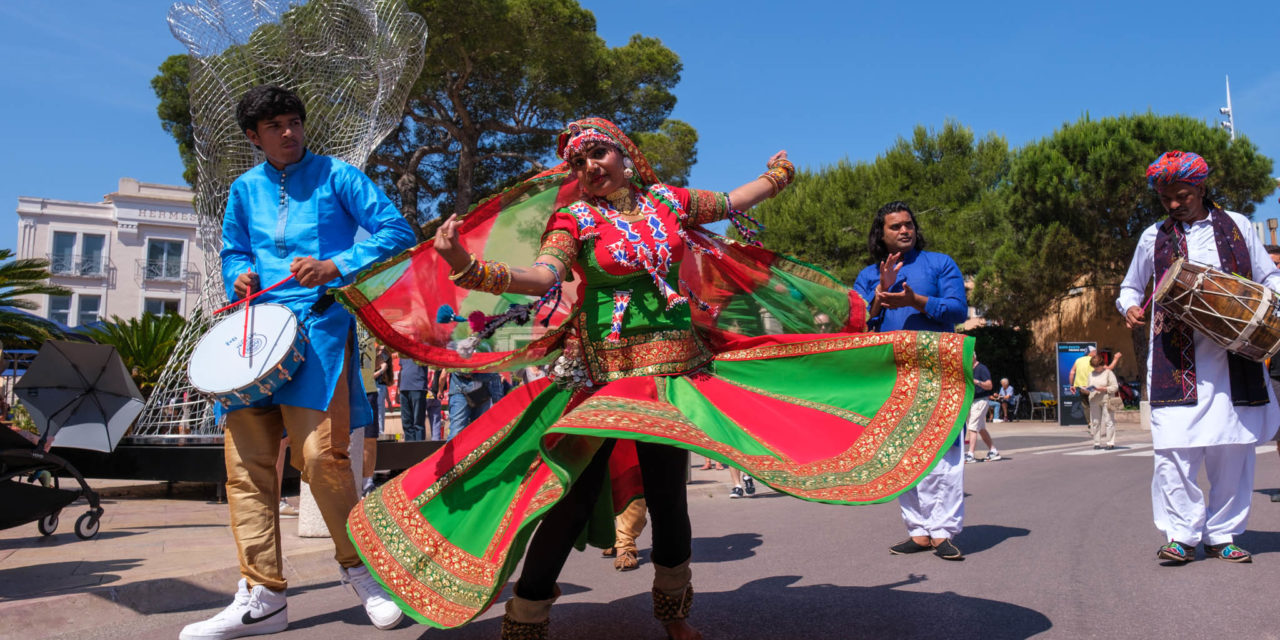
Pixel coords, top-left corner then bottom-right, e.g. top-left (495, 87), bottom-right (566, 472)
top-left (1219, 75), bottom-right (1235, 141)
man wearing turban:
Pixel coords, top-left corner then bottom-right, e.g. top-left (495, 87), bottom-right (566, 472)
top-left (1117, 150), bottom-right (1280, 564)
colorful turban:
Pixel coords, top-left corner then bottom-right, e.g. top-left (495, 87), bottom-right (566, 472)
top-left (1146, 150), bottom-right (1210, 189)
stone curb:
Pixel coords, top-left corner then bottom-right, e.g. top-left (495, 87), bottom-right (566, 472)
top-left (0, 545), bottom-right (338, 640)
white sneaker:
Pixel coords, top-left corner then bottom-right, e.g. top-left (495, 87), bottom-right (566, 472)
top-left (341, 565), bottom-right (404, 629)
top-left (278, 499), bottom-right (298, 518)
top-left (179, 579), bottom-right (287, 640)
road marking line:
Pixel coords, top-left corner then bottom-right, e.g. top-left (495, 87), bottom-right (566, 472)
top-left (1064, 443), bottom-right (1153, 456)
top-left (1120, 445), bottom-right (1272, 458)
top-left (1121, 449), bottom-right (1156, 457)
top-left (1029, 442), bottom-right (1103, 455)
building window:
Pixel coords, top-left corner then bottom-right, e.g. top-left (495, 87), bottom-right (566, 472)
top-left (49, 232), bottom-right (107, 277)
top-left (48, 295), bottom-right (71, 325)
top-left (77, 295), bottom-right (101, 327)
top-left (80, 234), bottom-right (105, 275)
top-left (51, 232), bottom-right (76, 275)
top-left (146, 239), bottom-right (185, 280)
top-left (144, 298), bottom-right (180, 315)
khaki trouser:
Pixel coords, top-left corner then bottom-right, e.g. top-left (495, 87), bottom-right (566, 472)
top-left (615, 498), bottom-right (648, 553)
top-left (1089, 396), bottom-right (1115, 447)
top-left (223, 346), bottom-right (360, 591)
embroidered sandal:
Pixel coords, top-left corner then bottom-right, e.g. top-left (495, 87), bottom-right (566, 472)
top-left (1157, 541), bottom-right (1194, 563)
top-left (1204, 543), bottom-right (1252, 563)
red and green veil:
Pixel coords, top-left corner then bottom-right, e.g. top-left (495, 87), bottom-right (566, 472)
top-left (336, 117), bottom-right (866, 370)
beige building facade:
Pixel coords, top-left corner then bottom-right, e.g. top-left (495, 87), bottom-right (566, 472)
top-left (16, 178), bottom-right (212, 326)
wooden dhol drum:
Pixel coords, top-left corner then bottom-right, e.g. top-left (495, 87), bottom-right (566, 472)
top-left (188, 303), bottom-right (308, 408)
top-left (1152, 257), bottom-right (1280, 362)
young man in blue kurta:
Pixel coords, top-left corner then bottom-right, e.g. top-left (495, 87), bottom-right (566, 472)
top-left (182, 85), bottom-right (416, 640)
top-left (853, 201), bottom-right (970, 561)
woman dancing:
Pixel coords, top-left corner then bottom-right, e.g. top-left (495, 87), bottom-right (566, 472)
top-left (343, 118), bottom-right (973, 639)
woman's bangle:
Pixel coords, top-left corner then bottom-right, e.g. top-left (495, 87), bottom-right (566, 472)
top-left (452, 256), bottom-right (512, 294)
top-left (767, 157), bottom-right (796, 182)
top-left (757, 165), bottom-right (792, 197)
top-left (448, 255), bottom-right (478, 281)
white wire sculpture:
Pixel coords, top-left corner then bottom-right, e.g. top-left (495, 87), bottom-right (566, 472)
top-left (129, 0), bottom-right (425, 442)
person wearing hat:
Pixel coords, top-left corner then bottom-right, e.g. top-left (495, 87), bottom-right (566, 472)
top-left (1117, 150), bottom-right (1280, 564)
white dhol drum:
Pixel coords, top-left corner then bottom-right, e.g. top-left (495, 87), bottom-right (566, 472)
top-left (188, 303), bottom-right (309, 408)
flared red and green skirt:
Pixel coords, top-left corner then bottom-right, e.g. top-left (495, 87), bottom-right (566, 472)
top-left (347, 329), bottom-right (972, 628)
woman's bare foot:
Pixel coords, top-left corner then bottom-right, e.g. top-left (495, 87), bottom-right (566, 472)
top-left (664, 620), bottom-right (703, 640)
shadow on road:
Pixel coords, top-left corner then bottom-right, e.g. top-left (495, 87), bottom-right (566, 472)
top-left (690, 532), bottom-right (763, 563)
top-left (955, 524), bottom-right (1031, 556)
top-left (1235, 529), bottom-right (1280, 556)
top-left (374, 574), bottom-right (1053, 639)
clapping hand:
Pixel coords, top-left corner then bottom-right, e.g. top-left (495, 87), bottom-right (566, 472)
top-left (879, 282), bottom-right (925, 311)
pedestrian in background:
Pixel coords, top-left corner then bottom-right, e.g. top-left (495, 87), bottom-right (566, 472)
top-left (1087, 354), bottom-right (1120, 450)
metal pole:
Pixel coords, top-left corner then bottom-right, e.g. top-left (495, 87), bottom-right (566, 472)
top-left (1220, 75), bottom-right (1236, 141)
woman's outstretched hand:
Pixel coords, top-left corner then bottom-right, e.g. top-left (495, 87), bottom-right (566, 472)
top-left (434, 214), bottom-right (471, 273)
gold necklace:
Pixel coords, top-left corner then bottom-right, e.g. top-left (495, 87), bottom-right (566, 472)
top-left (604, 187), bottom-right (642, 218)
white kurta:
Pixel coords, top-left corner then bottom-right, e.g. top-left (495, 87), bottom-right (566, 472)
top-left (1116, 211), bottom-right (1280, 450)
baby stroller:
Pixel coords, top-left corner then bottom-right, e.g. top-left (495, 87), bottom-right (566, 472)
top-left (0, 427), bottom-right (103, 539)
top-left (3, 341), bottom-right (146, 539)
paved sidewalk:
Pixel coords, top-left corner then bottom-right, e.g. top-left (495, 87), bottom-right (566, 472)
top-left (0, 481), bottom-right (339, 640)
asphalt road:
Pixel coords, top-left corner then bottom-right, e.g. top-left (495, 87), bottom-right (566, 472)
top-left (77, 426), bottom-right (1280, 640)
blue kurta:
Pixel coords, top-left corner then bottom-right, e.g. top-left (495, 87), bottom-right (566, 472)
top-left (220, 150), bottom-right (416, 426)
top-left (852, 248), bottom-right (968, 333)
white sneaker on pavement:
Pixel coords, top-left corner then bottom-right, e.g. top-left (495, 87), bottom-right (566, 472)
top-left (179, 578), bottom-right (287, 640)
top-left (341, 564), bottom-right (404, 629)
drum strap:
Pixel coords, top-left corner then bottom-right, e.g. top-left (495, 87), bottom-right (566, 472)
top-left (1152, 208), bottom-right (1268, 406)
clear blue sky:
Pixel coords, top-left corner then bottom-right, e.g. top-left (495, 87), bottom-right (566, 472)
top-left (3, 0), bottom-right (1280, 256)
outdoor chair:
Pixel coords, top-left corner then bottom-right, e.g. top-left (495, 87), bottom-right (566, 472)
top-left (1029, 392), bottom-right (1057, 421)
top-left (1007, 393), bottom-right (1024, 420)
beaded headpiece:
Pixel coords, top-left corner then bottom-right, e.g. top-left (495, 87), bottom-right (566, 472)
top-left (554, 118), bottom-right (659, 185)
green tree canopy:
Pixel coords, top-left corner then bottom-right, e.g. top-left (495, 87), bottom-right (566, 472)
top-left (152, 0), bottom-right (693, 240)
top-left (0, 249), bottom-right (70, 351)
top-left (368, 0), bottom-right (687, 236)
top-left (151, 54), bottom-right (196, 186)
top-left (972, 112), bottom-right (1276, 327)
top-left (751, 121), bottom-right (1010, 283)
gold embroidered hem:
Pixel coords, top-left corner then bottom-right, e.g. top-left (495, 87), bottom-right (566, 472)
top-left (578, 324), bottom-right (714, 383)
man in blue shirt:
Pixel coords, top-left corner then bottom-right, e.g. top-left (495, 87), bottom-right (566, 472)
top-left (183, 85), bottom-right (415, 640)
top-left (853, 201), bottom-right (969, 561)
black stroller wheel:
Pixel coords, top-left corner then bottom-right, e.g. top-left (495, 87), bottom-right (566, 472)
top-left (37, 512), bottom-right (59, 536)
top-left (74, 512), bottom-right (100, 540)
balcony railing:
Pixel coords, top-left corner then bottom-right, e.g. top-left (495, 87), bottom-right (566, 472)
top-left (136, 259), bottom-right (199, 287)
top-left (48, 253), bottom-right (107, 277)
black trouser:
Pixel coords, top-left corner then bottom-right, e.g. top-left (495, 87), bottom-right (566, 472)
top-left (514, 439), bottom-right (691, 601)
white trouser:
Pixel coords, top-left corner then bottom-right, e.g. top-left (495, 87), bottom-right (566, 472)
top-left (898, 444), bottom-right (964, 539)
top-left (1089, 400), bottom-right (1115, 446)
top-left (1151, 444), bottom-right (1256, 546)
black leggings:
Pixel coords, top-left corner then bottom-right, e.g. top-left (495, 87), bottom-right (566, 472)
top-left (514, 439), bottom-right (691, 601)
